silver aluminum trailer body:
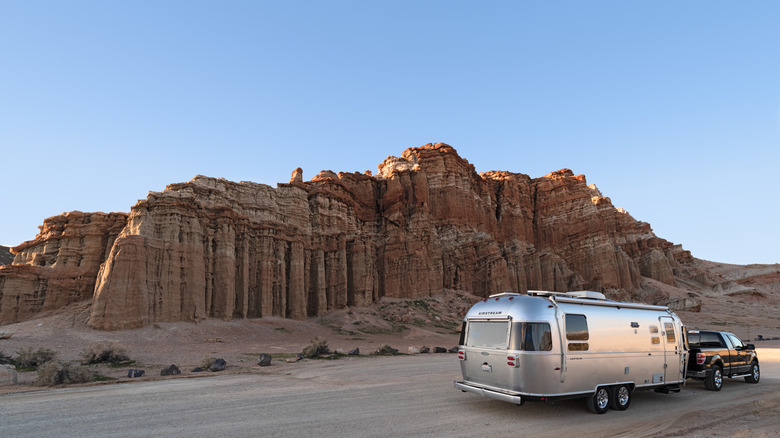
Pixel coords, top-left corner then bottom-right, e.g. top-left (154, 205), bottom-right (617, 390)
top-left (454, 291), bottom-right (687, 413)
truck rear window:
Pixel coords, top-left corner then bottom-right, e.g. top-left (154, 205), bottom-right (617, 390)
top-left (687, 332), bottom-right (723, 348)
top-left (466, 321), bottom-right (510, 349)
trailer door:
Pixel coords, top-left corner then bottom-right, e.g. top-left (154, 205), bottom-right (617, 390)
top-left (660, 317), bottom-right (683, 383)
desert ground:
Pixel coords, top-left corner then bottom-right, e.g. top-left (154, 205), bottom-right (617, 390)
top-left (1, 286), bottom-right (779, 437)
top-left (1, 347), bottom-right (778, 437)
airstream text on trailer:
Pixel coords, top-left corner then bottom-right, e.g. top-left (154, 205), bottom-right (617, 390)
top-left (454, 291), bottom-right (688, 413)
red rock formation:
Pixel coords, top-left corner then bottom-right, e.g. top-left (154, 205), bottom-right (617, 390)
top-left (0, 143), bottom-right (691, 329)
top-left (0, 212), bottom-right (127, 324)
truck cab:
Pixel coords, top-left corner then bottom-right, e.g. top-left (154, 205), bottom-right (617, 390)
top-left (686, 330), bottom-right (759, 390)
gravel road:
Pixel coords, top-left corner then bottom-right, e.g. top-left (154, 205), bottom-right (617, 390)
top-left (1, 349), bottom-right (779, 438)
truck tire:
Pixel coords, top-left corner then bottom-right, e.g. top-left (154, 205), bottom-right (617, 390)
top-left (744, 362), bottom-right (760, 384)
top-left (609, 384), bottom-right (631, 411)
top-left (586, 387), bottom-right (610, 414)
top-left (704, 364), bottom-right (723, 391)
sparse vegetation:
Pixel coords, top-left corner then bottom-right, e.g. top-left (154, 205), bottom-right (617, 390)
top-left (36, 361), bottom-right (95, 386)
top-left (373, 345), bottom-right (400, 356)
top-left (14, 347), bottom-right (57, 370)
top-left (201, 356), bottom-right (217, 369)
top-left (302, 337), bottom-right (330, 358)
top-left (80, 342), bottom-right (130, 365)
top-left (0, 350), bottom-right (13, 365)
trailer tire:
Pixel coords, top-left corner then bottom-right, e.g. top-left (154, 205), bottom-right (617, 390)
top-left (704, 364), bottom-right (723, 391)
top-left (744, 362), bottom-right (760, 384)
top-left (586, 387), bottom-right (610, 414)
top-left (609, 384), bottom-right (631, 411)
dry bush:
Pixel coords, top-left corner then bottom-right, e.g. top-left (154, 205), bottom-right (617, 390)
top-left (374, 345), bottom-right (400, 355)
top-left (36, 361), bottom-right (94, 386)
top-left (302, 337), bottom-right (330, 358)
top-left (14, 347), bottom-right (57, 369)
top-left (80, 342), bottom-right (130, 365)
top-left (200, 356), bottom-right (217, 369)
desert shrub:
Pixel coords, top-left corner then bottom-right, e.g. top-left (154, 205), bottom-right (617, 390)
top-left (80, 342), bottom-right (130, 365)
top-left (36, 361), bottom-right (94, 386)
top-left (302, 337), bottom-right (330, 358)
top-left (0, 350), bottom-right (13, 365)
top-left (14, 347), bottom-right (57, 369)
top-left (373, 345), bottom-right (400, 355)
top-left (200, 356), bottom-right (217, 369)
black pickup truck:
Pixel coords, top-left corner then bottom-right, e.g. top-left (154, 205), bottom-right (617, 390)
top-left (686, 330), bottom-right (760, 391)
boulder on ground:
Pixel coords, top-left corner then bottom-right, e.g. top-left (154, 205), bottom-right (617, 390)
top-left (408, 346), bottom-right (420, 355)
top-left (434, 346), bottom-right (448, 353)
top-left (160, 364), bottom-right (181, 376)
top-left (419, 346), bottom-right (431, 354)
top-left (448, 346), bottom-right (459, 353)
top-left (209, 358), bottom-right (226, 372)
top-left (127, 369), bottom-right (145, 378)
top-left (348, 348), bottom-right (359, 356)
top-left (257, 354), bottom-right (272, 367)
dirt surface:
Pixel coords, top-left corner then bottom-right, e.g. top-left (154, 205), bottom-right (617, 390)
top-left (0, 290), bottom-right (476, 390)
top-left (0, 349), bottom-right (778, 437)
top-left (1, 283), bottom-right (779, 436)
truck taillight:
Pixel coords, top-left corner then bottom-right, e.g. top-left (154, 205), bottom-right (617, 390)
top-left (696, 352), bottom-right (706, 365)
top-left (507, 354), bottom-right (519, 367)
top-left (458, 350), bottom-right (466, 360)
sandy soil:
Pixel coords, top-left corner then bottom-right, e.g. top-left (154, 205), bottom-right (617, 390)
top-left (1, 283), bottom-right (779, 436)
top-left (1, 349), bottom-right (778, 437)
top-left (0, 290), bottom-right (476, 390)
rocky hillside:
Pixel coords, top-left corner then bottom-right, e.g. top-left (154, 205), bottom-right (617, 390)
top-left (1, 143), bottom-right (772, 330)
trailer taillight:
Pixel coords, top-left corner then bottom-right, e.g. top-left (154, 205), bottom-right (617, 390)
top-left (507, 354), bottom-right (519, 367)
top-left (458, 350), bottom-right (466, 360)
top-left (696, 352), bottom-right (706, 365)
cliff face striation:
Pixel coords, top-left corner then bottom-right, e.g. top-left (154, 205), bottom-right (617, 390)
top-left (1, 144), bottom-right (693, 330)
top-left (0, 212), bottom-right (128, 325)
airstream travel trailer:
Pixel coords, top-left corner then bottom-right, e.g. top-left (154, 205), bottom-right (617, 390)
top-left (454, 291), bottom-right (687, 413)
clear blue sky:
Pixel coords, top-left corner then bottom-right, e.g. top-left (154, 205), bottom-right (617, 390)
top-left (2, 1), bottom-right (778, 265)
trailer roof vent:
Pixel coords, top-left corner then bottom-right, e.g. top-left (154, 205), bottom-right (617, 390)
top-left (564, 291), bottom-right (607, 300)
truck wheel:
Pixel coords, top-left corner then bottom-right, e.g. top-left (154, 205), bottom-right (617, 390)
top-left (609, 384), bottom-right (631, 411)
top-left (704, 365), bottom-right (723, 391)
top-left (586, 387), bottom-right (610, 414)
top-left (744, 362), bottom-right (760, 384)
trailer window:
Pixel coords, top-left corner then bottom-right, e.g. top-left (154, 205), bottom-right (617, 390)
top-left (510, 322), bottom-right (552, 351)
top-left (664, 322), bottom-right (676, 343)
top-left (566, 314), bottom-right (589, 352)
top-left (565, 314), bottom-right (589, 341)
top-left (466, 321), bottom-right (510, 349)
top-left (458, 321), bottom-right (466, 346)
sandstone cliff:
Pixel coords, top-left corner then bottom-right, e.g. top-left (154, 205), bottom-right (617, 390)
top-left (0, 212), bottom-right (127, 324)
top-left (1, 144), bottom-right (696, 330)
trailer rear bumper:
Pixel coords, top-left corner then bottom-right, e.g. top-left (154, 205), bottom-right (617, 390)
top-left (454, 380), bottom-right (525, 405)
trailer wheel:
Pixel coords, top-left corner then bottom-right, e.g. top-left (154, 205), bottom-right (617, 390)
top-left (704, 364), bottom-right (723, 391)
top-left (586, 387), bottom-right (610, 414)
top-left (609, 384), bottom-right (631, 411)
top-left (744, 362), bottom-right (760, 384)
